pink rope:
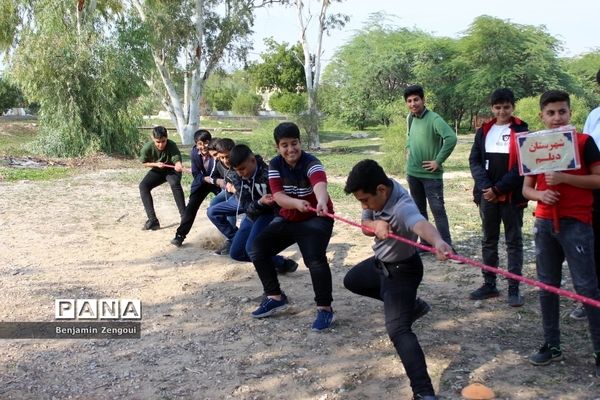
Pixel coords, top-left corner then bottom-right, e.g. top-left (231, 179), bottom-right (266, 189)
top-left (309, 207), bottom-right (600, 309)
top-left (160, 164), bottom-right (192, 173)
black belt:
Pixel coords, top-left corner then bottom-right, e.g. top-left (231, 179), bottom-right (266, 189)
top-left (375, 254), bottom-right (418, 278)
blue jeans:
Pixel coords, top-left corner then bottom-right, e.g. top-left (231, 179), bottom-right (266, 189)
top-left (230, 213), bottom-right (285, 269)
top-left (207, 195), bottom-right (239, 240)
top-left (407, 175), bottom-right (452, 246)
top-left (479, 200), bottom-right (524, 286)
top-left (343, 254), bottom-right (434, 397)
top-left (210, 190), bottom-right (236, 227)
top-left (250, 216), bottom-right (334, 307)
top-left (534, 218), bottom-right (600, 351)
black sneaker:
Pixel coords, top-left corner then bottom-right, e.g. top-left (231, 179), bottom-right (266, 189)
top-left (595, 352), bottom-right (600, 378)
top-left (507, 286), bottom-right (524, 307)
top-left (143, 219), bottom-right (160, 231)
top-left (569, 304), bottom-right (587, 320)
top-left (412, 298), bottom-right (431, 324)
top-left (276, 258), bottom-right (299, 274)
top-left (170, 234), bottom-right (184, 247)
top-left (214, 240), bottom-right (232, 256)
top-left (414, 394), bottom-right (437, 400)
top-left (528, 343), bottom-right (563, 366)
top-left (469, 283), bottom-right (499, 300)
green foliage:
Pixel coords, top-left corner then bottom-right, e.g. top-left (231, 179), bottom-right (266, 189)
top-left (248, 38), bottom-right (305, 93)
top-left (381, 120), bottom-right (407, 175)
top-left (231, 92), bottom-right (262, 115)
top-left (456, 16), bottom-right (575, 115)
top-left (322, 24), bottom-right (429, 129)
top-left (516, 95), bottom-right (590, 132)
top-left (269, 91), bottom-right (307, 114)
top-left (10, 1), bottom-right (146, 157)
top-left (203, 69), bottom-right (256, 111)
top-left (562, 50), bottom-right (600, 109)
top-left (0, 77), bottom-right (23, 113)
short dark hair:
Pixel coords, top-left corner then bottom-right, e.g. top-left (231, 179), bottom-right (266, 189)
top-left (403, 85), bottom-right (424, 101)
top-left (152, 126), bottom-right (168, 139)
top-left (344, 159), bottom-right (392, 195)
top-left (230, 144), bottom-right (254, 168)
top-left (274, 122), bottom-right (300, 144)
top-left (540, 90), bottom-right (570, 110)
top-left (215, 138), bottom-right (235, 153)
top-left (490, 88), bottom-right (515, 106)
top-left (207, 137), bottom-right (220, 151)
top-left (194, 129), bottom-right (212, 143)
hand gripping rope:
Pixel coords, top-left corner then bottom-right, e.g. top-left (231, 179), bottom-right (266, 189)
top-left (308, 206), bottom-right (600, 309)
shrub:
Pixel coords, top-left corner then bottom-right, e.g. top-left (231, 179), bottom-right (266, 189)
top-left (269, 91), bottom-right (306, 114)
top-left (232, 92), bottom-right (262, 115)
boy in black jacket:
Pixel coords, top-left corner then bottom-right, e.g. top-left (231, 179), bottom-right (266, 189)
top-left (170, 130), bottom-right (220, 247)
top-left (227, 144), bottom-right (298, 273)
top-left (468, 88), bottom-right (529, 306)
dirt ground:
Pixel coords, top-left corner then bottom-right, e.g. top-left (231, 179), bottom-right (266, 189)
top-left (1, 164), bottom-right (599, 400)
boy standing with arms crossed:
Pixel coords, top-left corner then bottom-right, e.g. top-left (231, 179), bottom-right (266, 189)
top-left (523, 90), bottom-right (600, 377)
top-left (469, 88), bottom-right (529, 305)
top-left (139, 126), bottom-right (185, 230)
top-left (249, 122), bottom-right (335, 331)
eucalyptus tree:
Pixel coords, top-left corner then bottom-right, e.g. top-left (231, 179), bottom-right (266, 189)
top-left (130, 0), bottom-right (283, 144)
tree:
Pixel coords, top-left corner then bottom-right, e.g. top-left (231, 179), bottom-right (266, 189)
top-left (455, 16), bottom-right (575, 121)
top-left (248, 37), bottom-right (305, 93)
top-left (130, 0), bottom-right (282, 144)
top-left (286, 0), bottom-right (348, 149)
top-left (0, 76), bottom-right (23, 113)
top-left (4, 0), bottom-right (146, 156)
top-left (323, 21), bottom-right (426, 129)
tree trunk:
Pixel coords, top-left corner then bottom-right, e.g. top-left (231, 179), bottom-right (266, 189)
top-left (296, 0), bottom-right (330, 150)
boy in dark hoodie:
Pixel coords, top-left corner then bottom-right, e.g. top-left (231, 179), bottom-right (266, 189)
top-left (170, 130), bottom-right (220, 247)
top-left (207, 138), bottom-right (242, 255)
top-left (228, 144), bottom-right (298, 273)
top-left (468, 88), bottom-right (529, 306)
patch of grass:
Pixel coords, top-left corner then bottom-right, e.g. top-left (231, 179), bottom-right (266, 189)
top-left (0, 166), bottom-right (72, 182)
top-left (0, 117), bottom-right (39, 157)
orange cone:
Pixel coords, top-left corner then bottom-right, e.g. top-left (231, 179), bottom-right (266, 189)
top-left (461, 383), bottom-right (495, 399)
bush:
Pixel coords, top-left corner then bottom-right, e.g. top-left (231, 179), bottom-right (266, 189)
top-left (516, 95), bottom-right (591, 132)
top-left (205, 86), bottom-right (236, 111)
top-left (269, 91), bottom-right (306, 114)
top-left (232, 92), bottom-right (262, 115)
top-left (381, 120), bottom-right (408, 175)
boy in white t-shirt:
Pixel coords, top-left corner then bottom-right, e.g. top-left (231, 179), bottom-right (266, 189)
top-left (468, 88), bottom-right (530, 306)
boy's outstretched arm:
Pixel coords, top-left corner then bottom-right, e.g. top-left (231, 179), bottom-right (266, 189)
top-left (313, 181), bottom-right (330, 215)
top-left (413, 220), bottom-right (453, 261)
top-left (273, 191), bottom-right (310, 212)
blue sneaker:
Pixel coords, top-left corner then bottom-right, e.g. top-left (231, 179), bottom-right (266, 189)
top-left (311, 309), bottom-right (335, 331)
top-left (251, 293), bottom-right (288, 318)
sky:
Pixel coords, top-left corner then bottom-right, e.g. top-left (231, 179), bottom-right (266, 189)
top-left (250, 0), bottom-right (600, 65)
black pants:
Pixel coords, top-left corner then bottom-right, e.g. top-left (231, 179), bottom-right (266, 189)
top-left (176, 184), bottom-right (220, 238)
top-left (479, 200), bottom-right (524, 287)
top-left (139, 169), bottom-right (186, 221)
top-left (249, 216), bottom-right (334, 307)
top-left (344, 254), bottom-right (435, 397)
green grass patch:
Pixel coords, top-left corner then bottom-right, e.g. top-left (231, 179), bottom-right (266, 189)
top-left (0, 117), bottom-right (39, 157)
top-left (0, 166), bottom-right (72, 182)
